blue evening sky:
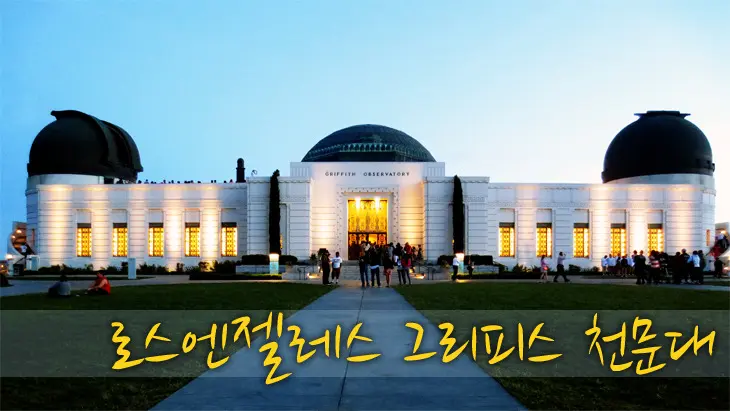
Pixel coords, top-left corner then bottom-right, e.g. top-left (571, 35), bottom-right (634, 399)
top-left (1, 0), bottom-right (728, 233)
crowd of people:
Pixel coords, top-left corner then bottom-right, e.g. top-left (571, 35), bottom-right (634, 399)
top-left (109, 179), bottom-right (239, 184)
top-left (320, 242), bottom-right (422, 288)
top-left (599, 248), bottom-right (725, 285)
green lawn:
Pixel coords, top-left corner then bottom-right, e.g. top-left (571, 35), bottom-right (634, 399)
top-left (0, 283), bottom-right (331, 410)
top-left (397, 283), bottom-right (730, 410)
top-left (8, 276), bottom-right (154, 281)
top-left (704, 280), bottom-right (730, 287)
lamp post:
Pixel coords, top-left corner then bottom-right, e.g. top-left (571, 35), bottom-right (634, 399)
top-left (269, 253), bottom-right (280, 275)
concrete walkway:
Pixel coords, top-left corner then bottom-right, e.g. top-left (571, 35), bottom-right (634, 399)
top-left (153, 285), bottom-right (525, 411)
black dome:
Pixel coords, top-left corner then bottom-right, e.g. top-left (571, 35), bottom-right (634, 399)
top-left (28, 110), bottom-right (143, 181)
top-left (302, 124), bottom-right (436, 162)
top-left (602, 111), bottom-right (714, 183)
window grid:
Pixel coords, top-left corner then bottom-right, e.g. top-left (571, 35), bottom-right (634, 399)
top-left (185, 225), bottom-right (200, 257)
top-left (112, 226), bottom-right (128, 257)
top-left (536, 227), bottom-right (553, 257)
top-left (499, 227), bottom-right (515, 257)
top-left (221, 226), bottom-right (237, 257)
top-left (148, 227), bottom-right (164, 257)
top-left (610, 227), bottom-right (627, 256)
top-left (573, 228), bottom-right (590, 258)
top-left (76, 227), bottom-right (92, 257)
top-left (648, 228), bottom-right (664, 253)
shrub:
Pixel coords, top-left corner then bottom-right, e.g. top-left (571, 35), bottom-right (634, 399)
top-left (185, 265), bottom-right (201, 273)
top-left (511, 264), bottom-right (530, 273)
top-left (240, 254), bottom-right (269, 265)
top-left (105, 265), bottom-right (120, 274)
top-left (280, 255), bottom-right (298, 266)
top-left (214, 260), bottom-right (237, 273)
top-left (437, 255), bottom-right (454, 267)
top-left (467, 255), bottom-right (494, 265)
top-left (568, 264), bottom-right (582, 272)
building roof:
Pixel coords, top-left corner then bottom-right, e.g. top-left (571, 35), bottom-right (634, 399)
top-left (602, 111), bottom-right (714, 183)
top-left (27, 110), bottom-right (143, 181)
top-left (302, 124), bottom-right (436, 162)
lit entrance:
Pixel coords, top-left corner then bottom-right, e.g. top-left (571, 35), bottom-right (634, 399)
top-left (347, 198), bottom-right (388, 260)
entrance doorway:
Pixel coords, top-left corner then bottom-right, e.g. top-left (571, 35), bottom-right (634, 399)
top-left (347, 198), bottom-right (388, 260)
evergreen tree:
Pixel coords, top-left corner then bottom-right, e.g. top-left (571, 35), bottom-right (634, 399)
top-left (453, 175), bottom-right (465, 253)
top-left (269, 170), bottom-right (281, 254)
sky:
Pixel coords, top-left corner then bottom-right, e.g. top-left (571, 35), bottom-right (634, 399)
top-left (1, 0), bottom-right (728, 233)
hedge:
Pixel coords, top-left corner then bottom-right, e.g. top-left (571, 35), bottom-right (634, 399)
top-left (239, 254), bottom-right (298, 265)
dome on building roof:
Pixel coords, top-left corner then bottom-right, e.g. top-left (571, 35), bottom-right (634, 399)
top-left (28, 110), bottom-right (143, 181)
top-left (602, 111), bottom-right (714, 183)
top-left (302, 124), bottom-right (436, 162)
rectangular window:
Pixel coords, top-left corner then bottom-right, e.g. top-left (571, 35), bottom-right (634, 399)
top-left (707, 229), bottom-right (712, 247)
top-left (185, 223), bottom-right (200, 257)
top-left (536, 223), bottom-right (553, 257)
top-left (499, 223), bottom-right (515, 257)
top-left (610, 224), bottom-right (627, 256)
top-left (573, 223), bottom-right (590, 258)
top-left (112, 223), bottom-right (128, 257)
top-left (647, 224), bottom-right (664, 253)
top-left (221, 223), bottom-right (237, 257)
top-left (76, 223), bottom-right (92, 257)
top-left (148, 223), bottom-right (164, 257)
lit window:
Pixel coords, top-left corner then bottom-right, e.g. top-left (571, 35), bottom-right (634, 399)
top-left (221, 223), bottom-right (237, 257)
top-left (707, 229), bottom-right (712, 247)
top-left (536, 223), bottom-right (552, 257)
top-left (185, 223), bottom-right (200, 257)
top-left (112, 223), bottom-right (128, 257)
top-left (573, 224), bottom-right (590, 258)
top-left (76, 224), bottom-right (92, 257)
top-left (148, 224), bottom-right (164, 257)
top-left (499, 223), bottom-right (515, 257)
top-left (647, 224), bottom-right (664, 253)
top-left (610, 224), bottom-right (627, 256)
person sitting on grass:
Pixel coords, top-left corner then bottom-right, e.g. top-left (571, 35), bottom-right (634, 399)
top-left (0, 272), bottom-right (11, 287)
top-left (48, 274), bottom-right (71, 298)
top-left (86, 272), bottom-right (111, 295)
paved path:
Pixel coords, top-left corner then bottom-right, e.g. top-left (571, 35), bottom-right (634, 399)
top-left (153, 285), bottom-right (525, 411)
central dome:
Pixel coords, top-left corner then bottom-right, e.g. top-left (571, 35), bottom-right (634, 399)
top-left (302, 124), bottom-right (436, 162)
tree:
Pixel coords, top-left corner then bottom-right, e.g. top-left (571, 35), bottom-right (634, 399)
top-left (269, 170), bottom-right (281, 254)
top-left (452, 175), bottom-right (465, 254)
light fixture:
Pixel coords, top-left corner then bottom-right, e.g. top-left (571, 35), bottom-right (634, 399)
top-left (374, 196), bottom-right (380, 210)
top-left (16, 229), bottom-right (22, 234)
top-left (355, 197), bottom-right (361, 209)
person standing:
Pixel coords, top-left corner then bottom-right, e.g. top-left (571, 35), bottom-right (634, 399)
top-left (400, 252), bottom-right (412, 285)
top-left (714, 257), bottom-right (725, 278)
top-left (680, 249), bottom-right (690, 283)
top-left (383, 252), bottom-right (394, 287)
top-left (451, 255), bottom-right (459, 282)
top-left (540, 255), bottom-right (549, 283)
top-left (359, 253), bottom-right (369, 288)
top-left (649, 251), bottom-right (661, 285)
top-left (466, 258), bottom-right (474, 279)
top-left (321, 251), bottom-right (331, 285)
top-left (553, 252), bottom-right (569, 282)
top-left (368, 246), bottom-right (381, 287)
top-left (634, 251), bottom-right (647, 285)
top-left (331, 252), bottom-right (343, 285)
top-left (690, 251), bottom-right (702, 284)
top-left (601, 255), bottom-right (608, 275)
top-left (628, 251), bottom-right (636, 276)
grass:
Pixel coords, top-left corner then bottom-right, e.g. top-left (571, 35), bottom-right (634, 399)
top-left (0, 282), bottom-right (331, 410)
top-left (397, 283), bottom-right (730, 410)
top-left (8, 276), bottom-right (153, 281)
top-left (704, 280), bottom-right (730, 287)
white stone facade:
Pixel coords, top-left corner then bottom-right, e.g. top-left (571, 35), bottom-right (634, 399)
top-left (25, 162), bottom-right (716, 270)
